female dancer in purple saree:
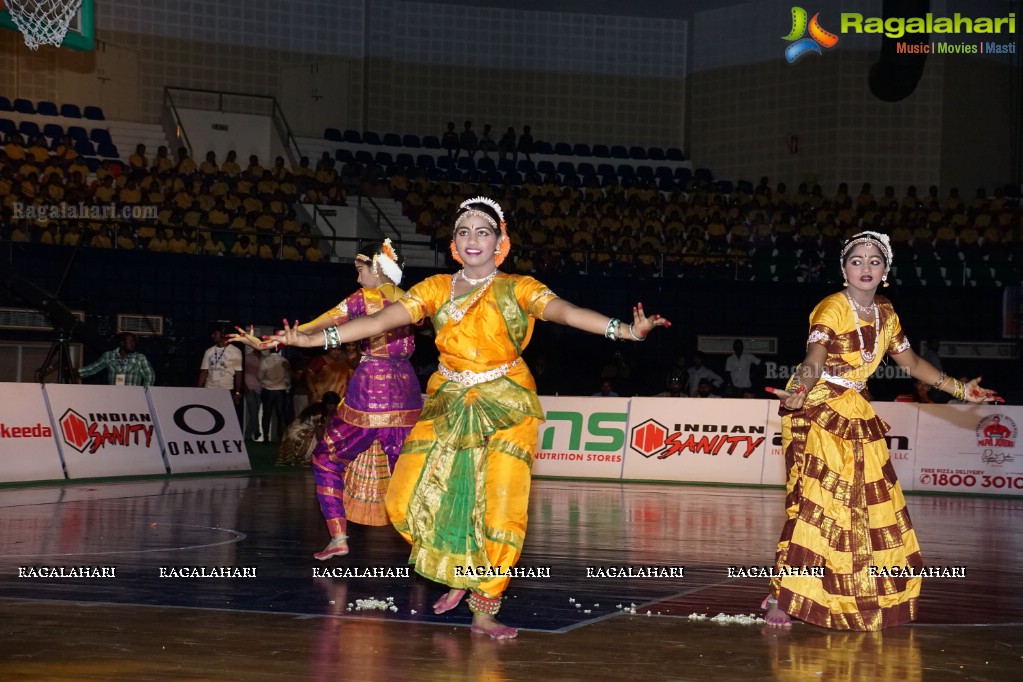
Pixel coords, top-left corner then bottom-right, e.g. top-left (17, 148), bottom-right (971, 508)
top-left (233, 240), bottom-right (421, 558)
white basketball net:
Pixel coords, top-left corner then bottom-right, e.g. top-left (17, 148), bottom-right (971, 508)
top-left (5, 0), bottom-right (84, 50)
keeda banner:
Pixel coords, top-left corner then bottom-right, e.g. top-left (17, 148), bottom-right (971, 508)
top-left (914, 404), bottom-right (1023, 496)
top-left (534, 396), bottom-right (628, 478)
top-left (147, 387), bottom-right (249, 473)
top-left (622, 398), bottom-right (770, 484)
top-left (0, 382), bottom-right (65, 483)
top-left (44, 383), bottom-right (166, 478)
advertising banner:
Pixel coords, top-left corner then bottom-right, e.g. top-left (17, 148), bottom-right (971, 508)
top-left (44, 384), bottom-right (166, 478)
top-left (914, 405), bottom-right (1023, 495)
top-left (147, 387), bottom-right (249, 474)
top-left (533, 397), bottom-right (628, 479)
top-left (0, 383), bottom-right (65, 483)
top-left (622, 398), bottom-right (770, 484)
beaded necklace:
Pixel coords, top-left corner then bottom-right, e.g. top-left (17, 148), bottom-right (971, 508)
top-left (846, 293), bottom-right (879, 362)
top-left (448, 270), bottom-right (498, 323)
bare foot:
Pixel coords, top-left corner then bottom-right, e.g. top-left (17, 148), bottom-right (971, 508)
top-left (470, 613), bottom-right (518, 639)
top-left (762, 595), bottom-right (792, 628)
top-left (432, 588), bottom-right (466, 614)
top-left (313, 535), bottom-right (349, 560)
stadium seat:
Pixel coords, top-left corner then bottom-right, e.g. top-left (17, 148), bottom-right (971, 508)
top-left (0, 96), bottom-right (12, 111)
top-left (342, 129), bottom-right (361, 144)
top-left (42, 123), bottom-right (64, 139)
top-left (695, 167), bottom-right (714, 184)
top-left (456, 157), bottom-right (475, 171)
top-left (82, 105), bottom-right (104, 120)
top-left (573, 143), bottom-right (592, 157)
top-left (354, 150), bottom-right (374, 164)
top-left (577, 162), bottom-right (596, 176)
top-left (556, 161), bottom-right (576, 177)
top-left (716, 180), bottom-right (734, 194)
top-left (654, 166), bottom-right (674, 180)
top-left (382, 132), bottom-right (402, 147)
top-left (436, 156), bottom-right (454, 170)
top-left (13, 98), bottom-right (35, 114)
top-left (647, 147), bottom-right (665, 161)
top-left (536, 160), bottom-right (556, 176)
top-left (0, 118), bottom-right (16, 135)
top-left (477, 157), bottom-right (496, 172)
top-left (97, 142), bottom-right (119, 158)
top-left (374, 151), bottom-right (394, 166)
top-left (485, 169), bottom-right (503, 184)
top-left (74, 140), bottom-right (96, 156)
top-left (497, 159), bottom-right (515, 172)
top-left (610, 145), bottom-right (628, 159)
top-left (335, 148), bottom-right (354, 163)
top-left (421, 135), bottom-right (441, 149)
top-left (18, 121), bottom-right (41, 138)
top-left (415, 154), bottom-right (435, 169)
top-left (517, 159), bottom-right (536, 174)
top-left (533, 141), bottom-right (554, 155)
top-left (657, 176), bottom-right (677, 192)
top-left (675, 167), bottom-right (692, 183)
top-left (59, 103), bottom-right (82, 118)
top-left (616, 164), bottom-right (636, 179)
top-left (394, 153), bottom-right (415, 168)
top-left (553, 142), bottom-right (572, 156)
top-left (401, 134), bottom-right (421, 148)
top-left (90, 128), bottom-right (112, 144)
top-left (84, 157), bottom-right (101, 172)
top-left (592, 144), bottom-right (611, 158)
top-left (504, 170), bottom-right (523, 185)
top-left (635, 166), bottom-right (654, 181)
top-left (628, 146), bottom-right (648, 160)
top-left (67, 125), bottom-right (88, 141)
top-left (361, 131), bottom-right (381, 145)
top-left (596, 163), bottom-right (615, 178)
top-left (666, 147), bottom-right (685, 161)
top-left (324, 128), bottom-right (343, 142)
top-left (37, 100), bottom-right (58, 116)
top-left (446, 168), bottom-right (462, 181)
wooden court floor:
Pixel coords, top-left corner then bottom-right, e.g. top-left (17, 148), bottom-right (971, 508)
top-left (1, 473), bottom-right (1021, 681)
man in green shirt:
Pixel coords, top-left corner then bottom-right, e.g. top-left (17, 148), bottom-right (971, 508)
top-left (77, 332), bottom-right (156, 387)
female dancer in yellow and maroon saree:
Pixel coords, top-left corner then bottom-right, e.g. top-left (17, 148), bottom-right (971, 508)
top-left (766, 231), bottom-right (1000, 630)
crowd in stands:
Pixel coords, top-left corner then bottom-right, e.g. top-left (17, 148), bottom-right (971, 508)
top-left (3, 117), bottom-right (1021, 286)
top-left (0, 134), bottom-right (354, 261)
top-left (392, 170), bottom-right (1021, 284)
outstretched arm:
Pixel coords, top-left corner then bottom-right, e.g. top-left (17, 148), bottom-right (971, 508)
top-left (542, 300), bottom-right (670, 340)
top-left (891, 349), bottom-right (1002, 403)
top-left (276, 302), bottom-right (415, 348)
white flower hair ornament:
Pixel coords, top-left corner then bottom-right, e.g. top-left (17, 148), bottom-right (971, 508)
top-left (374, 238), bottom-right (403, 285)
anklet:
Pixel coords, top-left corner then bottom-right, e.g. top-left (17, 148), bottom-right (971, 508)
top-left (467, 591), bottom-right (501, 616)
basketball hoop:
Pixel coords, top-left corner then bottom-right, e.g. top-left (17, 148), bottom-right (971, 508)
top-left (4, 0), bottom-right (83, 50)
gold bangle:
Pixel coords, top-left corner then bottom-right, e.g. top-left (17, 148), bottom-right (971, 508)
top-left (952, 378), bottom-right (965, 401)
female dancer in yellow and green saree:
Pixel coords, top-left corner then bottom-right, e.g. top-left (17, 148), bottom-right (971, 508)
top-left (765, 231), bottom-right (1000, 630)
top-left (272, 197), bottom-right (670, 638)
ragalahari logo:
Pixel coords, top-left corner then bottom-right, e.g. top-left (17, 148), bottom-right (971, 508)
top-left (783, 7), bottom-right (839, 63)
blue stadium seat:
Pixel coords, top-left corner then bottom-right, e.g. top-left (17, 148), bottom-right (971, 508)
top-left (592, 144), bottom-right (611, 158)
top-left (504, 170), bottom-right (523, 185)
top-left (13, 98), bottom-right (35, 114)
top-left (516, 159), bottom-right (535, 174)
top-left (354, 150), bottom-right (374, 164)
top-left (0, 96), bottom-right (12, 111)
top-left (335, 148), bottom-right (354, 163)
top-left (436, 156), bottom-right (454, 170)
top-left (610, 145), bottom-right (628, 159)
top-left (556, 161), bottom-right (576, 177)
top-left (382, 132), bottom-right (402, 147)
top-left (90, 128), bottom-right (112, 144)
top-left (533, 141), bottom-right (553, 155)
top-left (635, 166), bottom-right (654, 181)
top-left (536, 160), bottom-right (556, 176)
top-left (394, 153), bottom-right (415, 168)
top-left (463, 170), bottom-right (482, 183)
top-left (324, 128), bottom-right (343, 142)
top-left (647, 147), bottom-right (665, 161)
top-left (415, 154), bottom-right (435, 169)
top-left (695, 167), bottom-right (714, 184)
top-left (573, 143), bottom-right (591, 156)
top-left (675, 167), bottom-right (692, 183)
top-left (456, 157), bottom-right (475, 171)
top-left (43, 123), bottom-right (64, 139)
top-left (342, 129), bottom-right (361, 144)
top-left (657, 176), bottom-right (677, 192)
top-left (654, 166), bottom-right (674, 180)
top-left (553, 142), bottom-right (572, 156)
top-left (83, 105), bottom-right (104, 120)
top-left (628, 146), bottom-right (648, 160)
top-left (421, 135), bottom-right (441, 149)
top-left (596, 163), bottom-right (615, 178)
top-left (75, 140), bottom-right (96, 156)
top-left (85, 157), bottom-right (101, 172)
top-left (375, 151), bottom-right (394, 166)
top-left (402, 134), bottom-right (421, 148)
top-left (666, 147), bottom-right (685, 161)
top-left (485, 169), bottom-right (503, 184)
top-left (361, 131), bottom-right (381, 145)
top-left (577, 162), bottom-right (596, 176)
top-left (37, 100), bottom-right (58, 116)
top-left (716, 180), bottom-right (733, 194)
top-left (59, 103), bottom-right (82, 118)
top-left (67, 125), bottom-right (88, 141)
top-left (0, 118), bottom-right (16, 135)
top-left (97, 142), bottom-right (119, 158)
top-left (477, 157), bottom-right (496, 172)
top-left (18, 121), bottom-right (41, 138)
top-left (497, 159), bottom-right (515, 172)
top-left (616, 164), bottom-right (635, 179)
